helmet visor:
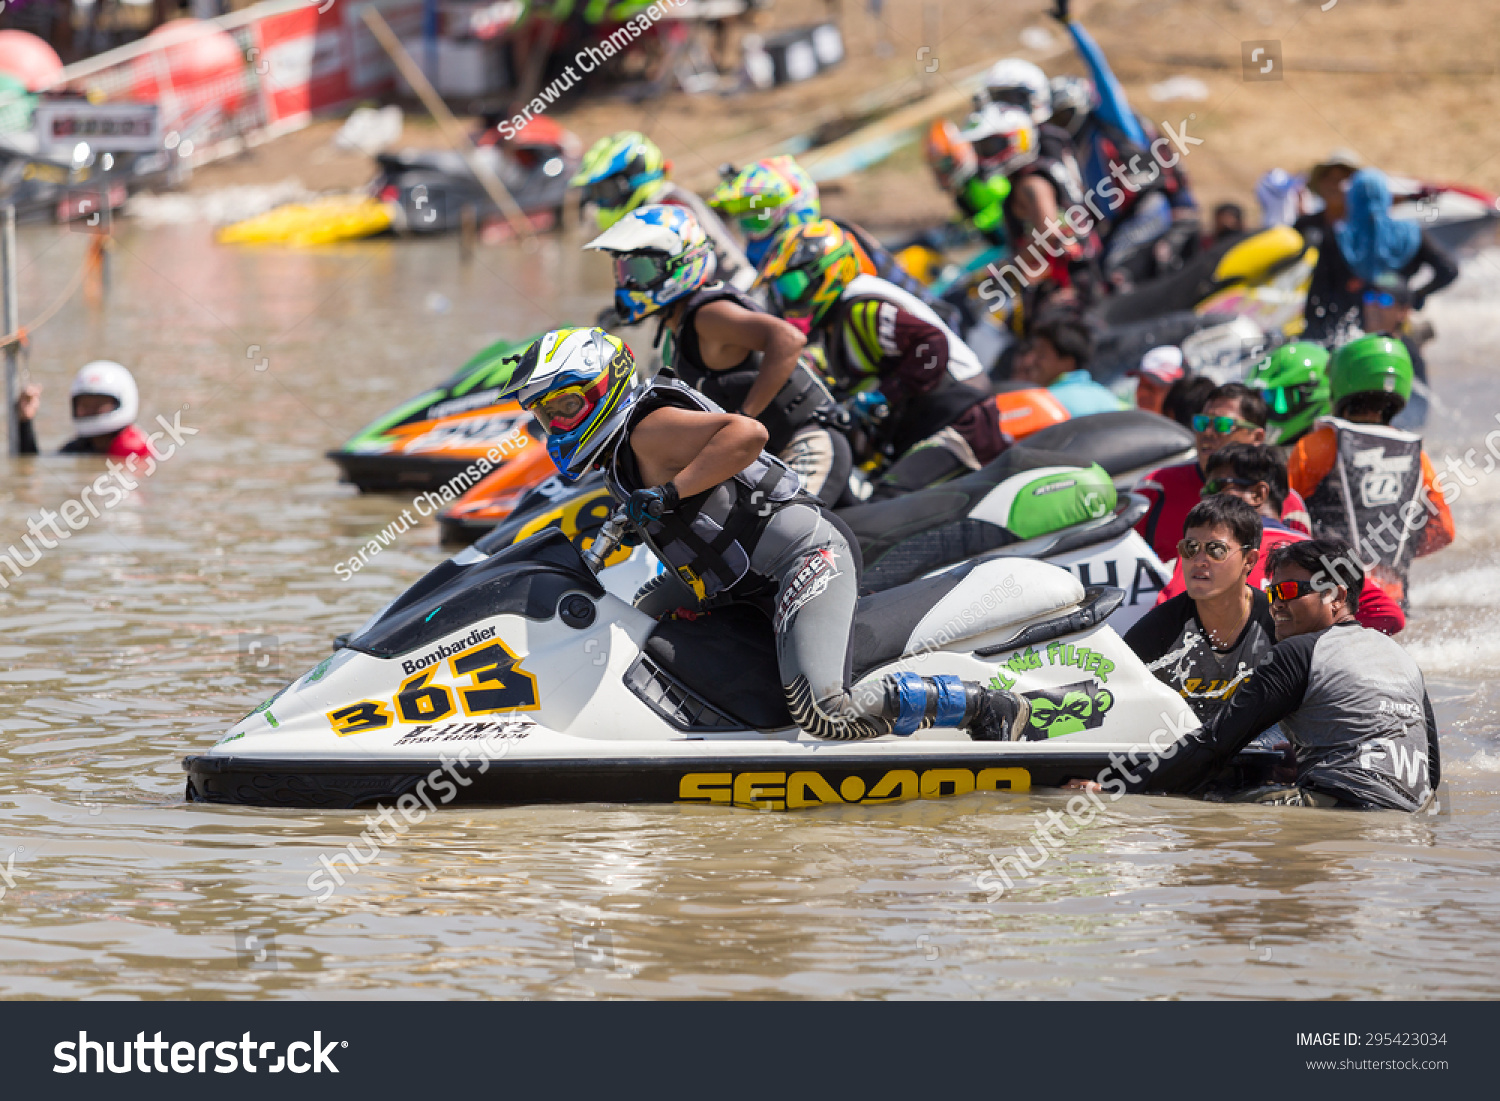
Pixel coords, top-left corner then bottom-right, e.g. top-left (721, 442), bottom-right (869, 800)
top-left (583, 174), bottom-right (636, 210)
top-left (739, 206), bottom-right (781, 238)
top-left (612, 251), bottom-right (672, 291)
top-left (527, 379), bottom-right (604, 435)
top-left (973, 132), bottom-right (1016, 164)
top-left (987, 86), bottom-right (1035, 111)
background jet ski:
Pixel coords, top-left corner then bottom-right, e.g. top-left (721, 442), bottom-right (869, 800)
top-left (375, 117), bottom-right (580, 236)
top-left (328, 334), bottom-right (547, 494)
top-left (184, 521), bottom-right (1212, 811)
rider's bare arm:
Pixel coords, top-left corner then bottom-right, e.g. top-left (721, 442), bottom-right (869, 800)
top-left (630, 405), bottom-right (769, 499)
top-left (692, 300), bottom-right (806, 418)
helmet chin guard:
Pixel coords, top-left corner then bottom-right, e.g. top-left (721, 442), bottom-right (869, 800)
top-left (70, 360), bottom-right (139, 438)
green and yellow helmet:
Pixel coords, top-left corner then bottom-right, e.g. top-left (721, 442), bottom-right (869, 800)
top-left (570, 131), bottom-right (668, 229)
top-left (755, 219), bottom-right (862, 335)
top-left (708, 156), bottom-right (820, 256)
top-left (1247, 341), bottom-right (1331, 444)
top-left (1329, 333), bottom-right (1413, 415)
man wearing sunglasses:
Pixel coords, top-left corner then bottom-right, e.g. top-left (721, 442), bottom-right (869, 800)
top-left (1124, 496), bottom-right (1276, 723)
top-left (1361, 271), bottom-right (1429, 429)
top-left (1153, 443), bottom-right (1405, 634)
top-left (1118, 538), bottom-right (1440, 812)
top-left (1134, 382), bottom-right (1310, 564)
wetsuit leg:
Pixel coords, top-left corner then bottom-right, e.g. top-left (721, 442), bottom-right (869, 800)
top-left (750, 504), bottom-right (1028, 741)
top-left (870, 426), bottom-right (976, 500)
top-left (778, 424), bottom-right (852, 508)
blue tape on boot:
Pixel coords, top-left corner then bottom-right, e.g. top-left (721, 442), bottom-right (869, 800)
top-left (889, 671), bottom-right (928, 736)
top-left (932, 675), bottom-right (969, 728)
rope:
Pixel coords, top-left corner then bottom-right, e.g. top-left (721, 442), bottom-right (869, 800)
top-left (0, 241), bottom-right (100, 351)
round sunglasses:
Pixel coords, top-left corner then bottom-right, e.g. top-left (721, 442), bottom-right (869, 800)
top-left (1177, 537), bottom-right (1254, 562)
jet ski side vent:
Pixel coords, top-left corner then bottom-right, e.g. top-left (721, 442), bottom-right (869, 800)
top-left (625, 653), bottom-right (743, 733)
top-left (972, 586), bottom-right (1127, 657)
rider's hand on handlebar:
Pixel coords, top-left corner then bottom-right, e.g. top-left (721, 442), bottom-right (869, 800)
top-left (625, 483), bottom-right (680, 527)
top-left (850, 389), bottom-right (890, 428)
top-left (1049, 0), bottom-right (1071, 24)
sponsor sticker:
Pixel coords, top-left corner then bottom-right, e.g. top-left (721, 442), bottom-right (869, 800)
top-left (774, 547), bottom-right (842, 631)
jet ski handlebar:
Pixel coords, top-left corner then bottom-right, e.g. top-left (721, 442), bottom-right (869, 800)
top-left (583, 507), bottom-right (632, 574)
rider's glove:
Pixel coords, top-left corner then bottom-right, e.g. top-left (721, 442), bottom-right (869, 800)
top-left (626, 483), bottom-right (680, 528)
top-left (851, 389), bottom-right (890, 428)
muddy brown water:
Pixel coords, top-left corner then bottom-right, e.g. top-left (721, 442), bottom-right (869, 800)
top-left (0, 224), bottom-right (1497, 999)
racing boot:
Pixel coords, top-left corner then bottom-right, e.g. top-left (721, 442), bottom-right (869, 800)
top-left (962, 685), bottom-right (1033, 742)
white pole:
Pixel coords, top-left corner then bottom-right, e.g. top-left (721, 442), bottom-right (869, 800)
top-left (3, 206), bottom-right (18, 456)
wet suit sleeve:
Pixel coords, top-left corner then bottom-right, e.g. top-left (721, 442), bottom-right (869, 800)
top-left (1130, 631), bottom-right (1317, 794)
top-left (1406, 232), bottom-right (1458, 310)
top-left (1062, 18), bottom-right (1148, 147)
top-left (17, 418), bottom-right (38, 455)
top-left (845, 299), bottom-right (951, 404)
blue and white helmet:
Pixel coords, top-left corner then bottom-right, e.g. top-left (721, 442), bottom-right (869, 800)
top-left (585, 203), bottom-right (717, 324)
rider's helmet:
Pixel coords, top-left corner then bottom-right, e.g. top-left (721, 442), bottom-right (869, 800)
top-left (1247, 342), bottom-right (1331, 445)
top-left (498, 328), bottom-right (640, 483)
top-left (584, 204), bottom-right (718, 325)
top-left (976, 58), bottom-right (1052, 124)
top-left (755, 219), bottom-right (862, 335)
top-left (708, 155), bottom-right (820, 255)
top-left (569, 131), bottom-right (668, 229)
top-left (924, 119), bottom-right (977, 194)
top-left (1049, 75), bottom-right (1094, 137)
top-left (1329, 333), bottom-right (1413, 419)
top-left (960, 104), bottom-right (1040, 179)
top-left (70, 360), bottom-right (138, 438)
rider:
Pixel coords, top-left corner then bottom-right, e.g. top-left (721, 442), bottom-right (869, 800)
top-left (1361, 271), bottom-right (1429, 429)
top-left (922, 119), bottom-right (1010, 249)
top-left (1287, 334), bottom-right (1454, 607)
top-left (570, 130), bottom-right (753, 291)
top-left (961, 101), bottom-right (1098, 325)
top-left (496, 327), bottom-right (1032, 742)
top-left (708, 155), bottom-right (963, 330)
top-left (758, 218), bottom-right (1008, 497)
top-left (1114, 538), bottom-right (1439, 811)
top-left (14, 361), bottom-right (153, 458)
top-left (584, 203), bottom-right (850, 507)
top-left (1245, 341), bottom-right (1331, 448)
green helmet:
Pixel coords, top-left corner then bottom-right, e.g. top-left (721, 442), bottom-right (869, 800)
top-left (570, 131), bottom-right (667, 229)
top-left (1329, 334), bottom-right (1413, 414)
top-left (1246, 341), bottom-right (1331, 444)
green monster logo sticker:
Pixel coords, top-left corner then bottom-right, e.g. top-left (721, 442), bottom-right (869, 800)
top-left (1020, 680), bottom-right (1115, 740)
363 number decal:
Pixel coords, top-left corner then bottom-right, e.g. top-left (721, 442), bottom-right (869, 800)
top-left (326, 639), bottom-right (539, 736)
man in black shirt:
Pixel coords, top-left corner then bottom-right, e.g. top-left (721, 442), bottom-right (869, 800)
top-left (1122, 538), bottom-right (1440, 811)
top-left (1124, 496), bottom-right (1277, 722)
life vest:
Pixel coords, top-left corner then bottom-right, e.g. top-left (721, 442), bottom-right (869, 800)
top-left (667, 283), bottom-right (840, 454)
top-left (1304, 416), bottom-right (1427, 586)
top-left (834, 219), bottom-right (963, 330)
top-left (604, 382), bottom-right (809, 602)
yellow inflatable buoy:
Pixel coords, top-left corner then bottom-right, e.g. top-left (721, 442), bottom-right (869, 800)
top-left (217, 195), bottom-right (393, 246)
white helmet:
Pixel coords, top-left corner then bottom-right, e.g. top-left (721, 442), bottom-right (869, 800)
top-left (977, 58), bottom-right (1051, 125)
top-left (70, 360), bottom-right (138, 438)
top-left (1049, 75), bottom-right (1094, 135)
top-left (960, 104), bottom-right (1040, 178)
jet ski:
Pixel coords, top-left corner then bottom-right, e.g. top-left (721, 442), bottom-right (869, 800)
top-left (1384, 177), bottom-right (1497, 253)
top-left (374, 117), bottom-right (579, 236)
top-left (460, 411), bottom-right (1191, 631)
top-left (328, 335), bottom-right (549, 494)
top-left (184, 516), bottom-right (1209, 810)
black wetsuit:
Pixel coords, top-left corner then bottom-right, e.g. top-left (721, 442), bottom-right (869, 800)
top-left (1124, 588), bottom-right (1277, 723)
top-left (1294, 212), bottom-right (1458, 342)
top-left (1131, 619), bottom-right (1439, 811)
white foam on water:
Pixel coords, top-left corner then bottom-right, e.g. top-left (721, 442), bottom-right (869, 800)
top-left (126, 179), bottom-right (317, 226)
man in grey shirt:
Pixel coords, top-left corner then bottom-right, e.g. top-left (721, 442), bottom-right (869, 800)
top-left (1126, 536), bottom-right (1440, 810)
